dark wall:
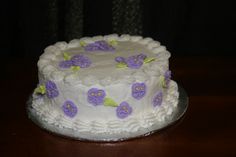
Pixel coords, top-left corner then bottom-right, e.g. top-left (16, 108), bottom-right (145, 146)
top-left (1, 0), bottom-right (235, 58)
top-left (143, 0), bottom-right (235, 56)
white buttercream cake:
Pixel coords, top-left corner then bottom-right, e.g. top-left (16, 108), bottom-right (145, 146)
top-left (30, 34), bottom-right (179, 140)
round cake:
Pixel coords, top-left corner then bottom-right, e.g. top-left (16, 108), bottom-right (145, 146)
top-left (29, 34), bottom-right (179, 140)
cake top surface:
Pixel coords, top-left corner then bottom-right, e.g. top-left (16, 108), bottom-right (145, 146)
top-left (38, 34), bottom-right (170, 86)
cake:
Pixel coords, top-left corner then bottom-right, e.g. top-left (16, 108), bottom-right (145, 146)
top-left (29, 34), bottom-right (179, 140)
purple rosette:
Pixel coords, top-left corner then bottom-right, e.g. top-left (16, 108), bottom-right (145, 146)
top-left (116, 102), bottom-right (132, 119)
top-left (114, 53), bottom-right (148, 69)
top-left (62, 100), bottom-right (78, 118)
top-left (71, 54), bottom-right (92, 68)
top-left (85, 40), bottom-right (115, 51)
top-left (132, 83), bottom-right (146, 100)
top-left (164, 70), bottom-right (171, 87)
top-left (126, 55), bottom-right (144, 69)
top-left (153, 91), bottom-right (163, 107)
top-left (87, 88), bottom-right (106, 106)
top-left (45, 80), bottom-right (59, 98)
top-left (59, 60), bottom-right (73, 69)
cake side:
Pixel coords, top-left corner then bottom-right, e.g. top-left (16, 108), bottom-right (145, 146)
top-left (31, 80), bottom-right (178, 133)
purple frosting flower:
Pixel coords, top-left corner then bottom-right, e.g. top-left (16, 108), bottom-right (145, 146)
top-left (132, 82), bottom-right (146, 100)
top-left (115, 56), bottom-right (126, 63)
top-left (71, 54), bottom-right (91, 68)
top-left (84, 40), bottom-right (115, 51)
top-left (59, 60), bottom-right (73, 69)
top-left (153, 91), bottom-right (163, 107)
top-left (87, 88), bottom-right (106, 106)
top-left (164, 70), bottom-right (171, 87)
top-left (126, 55), bottom-right (144, 69)
top-left (116, 102), bottom-right (132, 119)
top-left (62, 100), bottom-right (78, 118)
top-left (45, 80), bottom-right (59, 98)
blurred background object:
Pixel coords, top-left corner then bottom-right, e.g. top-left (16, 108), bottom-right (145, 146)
top-left (1, 0), bottom-right (235, 58)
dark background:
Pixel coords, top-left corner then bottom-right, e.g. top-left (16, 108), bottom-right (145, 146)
top-left (1, 1), bottom-right (236, 156)
top-left (1, 0), bottom-right (235, 59)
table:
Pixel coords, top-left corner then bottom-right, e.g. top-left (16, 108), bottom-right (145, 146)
top-left (1, 56), bottom-right (236, 157)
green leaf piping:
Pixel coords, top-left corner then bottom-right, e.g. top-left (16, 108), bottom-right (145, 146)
top-left (144, 57), bottom-right (156, 64)
top-left (79, 41), bottom-right (87, 47)
top-left (116, 62), bottom-right (127, 68)
top-left (160, 76), bottom-right (167, 88)
top-left (63, 52), bottom-right (71, 61)
top-left (109, 40), bottom-right (118, 46)
top-left (34, 85), bottom-right (46, 94)
top-left (71, 66), bottom-right (81, 72)
top-left (104, 97), bottom-right (118, 107)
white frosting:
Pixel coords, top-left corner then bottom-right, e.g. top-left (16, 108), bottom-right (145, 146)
top-left (31, 34), bottom-right (179, 134)
top-left (104, 34), bottom-right (119, 41)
